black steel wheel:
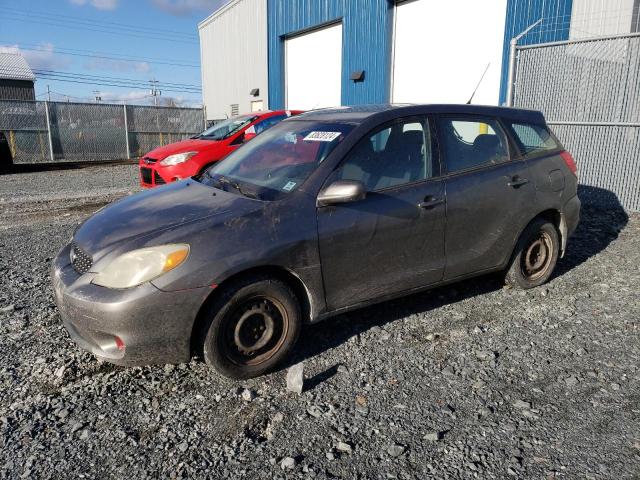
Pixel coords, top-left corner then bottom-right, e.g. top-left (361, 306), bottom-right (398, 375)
top-left (199, 275), bottom-right (301, 379)
top-left (505, 219), bottom-right (559, 289)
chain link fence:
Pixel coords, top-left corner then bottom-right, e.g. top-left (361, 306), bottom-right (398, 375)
top-left (126, 105), bottom-right (205, 158)
top-left (0, 100), bottom-right (204, 165)
top-left (0, 100), bottom-right (50, 163)
top-left (512, 33), bottom-right (640, 212)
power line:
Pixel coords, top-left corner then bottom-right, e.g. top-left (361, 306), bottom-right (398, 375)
top-left (2, 12), bottom-right (199, 45)
top-left (3, 8), bottom-right (198, 39)
top-left (0, 41), bottom-right (200, 68)
top-left (35, 76), bottom-right (202, 94)
top-left (0, 66), bottom-right (202, 93)
top-left (31, 69), bottom-right (202, 90)
top-left (32, 75), bottom-right (201, 94)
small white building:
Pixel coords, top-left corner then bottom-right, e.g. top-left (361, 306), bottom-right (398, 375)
top-left (198, 0), bottom-right (269, 122)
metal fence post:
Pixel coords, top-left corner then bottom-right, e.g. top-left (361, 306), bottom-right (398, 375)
top-left (44, 101), bottom-right (55, 162)
top-left (203, 105), bottom-right (207, 129)
top-left (123, 104), bottom-right (131, 159)
top-left (506, 38), bottom-right (517, 107)
top-left (506, 19), bottom-right (543, 107)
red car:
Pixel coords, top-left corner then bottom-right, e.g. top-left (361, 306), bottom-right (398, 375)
top-left (139, 110), bottom-right (302, 187)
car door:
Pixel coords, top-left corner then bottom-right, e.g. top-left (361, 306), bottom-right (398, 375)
top-left (317, 116), bottom-right (446, 311)
top-left (435, 115), bottom-right (536, 279)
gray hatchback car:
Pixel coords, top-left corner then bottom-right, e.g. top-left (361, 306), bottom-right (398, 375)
top-left (52, 104), bottom-right (580, 378)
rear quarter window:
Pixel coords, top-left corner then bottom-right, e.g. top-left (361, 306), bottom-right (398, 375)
top-left (510, 123), bottom-right (559, 157)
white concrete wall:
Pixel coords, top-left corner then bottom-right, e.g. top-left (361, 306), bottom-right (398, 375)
top-left (198, 0), bottom-right (268, 121)
top-left (569, 0), bottom-right (637, 39)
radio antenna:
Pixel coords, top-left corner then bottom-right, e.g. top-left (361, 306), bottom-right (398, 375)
top-left (466, 63), bottom-right (491, 104)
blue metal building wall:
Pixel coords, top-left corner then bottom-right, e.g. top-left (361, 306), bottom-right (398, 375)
top-left (499, 0), bottom-right (574, 104)
top-left (267, 0), bottom-right (394, 109)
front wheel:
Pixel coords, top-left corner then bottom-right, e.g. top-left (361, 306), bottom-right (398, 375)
top-left (505, 219), bottom-right (559, 289)
top-left (199, 275), bottom-right (301, 379)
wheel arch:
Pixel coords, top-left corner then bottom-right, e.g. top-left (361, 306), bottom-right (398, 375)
top-left (510, 208), bottom-right (565, 265)
top-left (534, 208), bottom-right (567, 257)
top-left (190, 265), bottom-right (313, 355)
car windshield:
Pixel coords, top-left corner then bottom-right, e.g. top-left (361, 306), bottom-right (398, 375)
top-left (197, 120), bottom-right (354, 200)
top-left (198, 115), bottom-right (257, 140)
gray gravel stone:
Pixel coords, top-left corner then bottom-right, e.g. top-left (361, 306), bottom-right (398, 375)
top-left (0, 166), bottom-right (638, 479)
top-left (286, 362), bottom-right (304, 394)
top-left (423, 431), bottom-right (442, 442)
top-left (280, 456), bottom-right (296, 470)
top-left (241, 388), bottom-right (255, 402)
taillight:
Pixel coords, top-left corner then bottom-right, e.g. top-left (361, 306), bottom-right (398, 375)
top-left (114, 335), bottom-right (125, 352)
top-left (560, 151), bottom-right (577, 176)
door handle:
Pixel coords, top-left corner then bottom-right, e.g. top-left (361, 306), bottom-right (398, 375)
top-left (507, 176), bottom-right (529, 188)
top-left (418, 196), bottom-right (444, 209)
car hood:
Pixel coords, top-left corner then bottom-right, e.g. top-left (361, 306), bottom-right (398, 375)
top-left (144, 138), bottom-right (221, 159)
top-left (73, 180), bottom-right (260, 257)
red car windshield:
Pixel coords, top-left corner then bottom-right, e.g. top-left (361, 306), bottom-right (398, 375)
top-left (199, 120), bottom-right (354, 200)
top-left (198, 115), bottom-right (257, 140)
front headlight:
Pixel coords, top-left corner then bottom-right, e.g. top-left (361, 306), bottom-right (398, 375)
top-left (159, 151), bottom-right (198, 166)
top-left (92, 244), bottom-right (190, 289)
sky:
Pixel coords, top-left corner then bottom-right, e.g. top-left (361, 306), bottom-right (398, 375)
top-left (0, 0), bottom-right (229, 106)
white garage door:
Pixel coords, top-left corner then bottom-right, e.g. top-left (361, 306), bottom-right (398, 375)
top-left (392, 0), bottom-right (507, 105)
top-left (285, 23), bottom-right (342, 110)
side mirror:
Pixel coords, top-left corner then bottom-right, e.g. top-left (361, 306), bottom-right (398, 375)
top-left (317, 180), bottom-right (366, 207)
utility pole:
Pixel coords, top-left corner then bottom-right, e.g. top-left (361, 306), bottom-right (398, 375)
top-left (47, 85), bottom-right (51, 102)
top-left (149, 79), bottom-right (161, 107)
top-left (93, 90), bottom-right (102, 103)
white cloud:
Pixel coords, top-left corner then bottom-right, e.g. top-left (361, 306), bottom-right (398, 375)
top-left (84, 58), bottom-right (151, 74)
top-left (150, 0), bottom-right (226, 16)
top-left (0, 43), bottom-right (71, 71)
top-left (69, 0), bottom-right (119, 10)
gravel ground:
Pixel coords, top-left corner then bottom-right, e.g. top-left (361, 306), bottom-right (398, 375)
top-left (0, 164), bottom-right (638, 479)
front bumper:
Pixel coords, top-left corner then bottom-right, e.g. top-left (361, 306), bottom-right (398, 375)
top-left (138, 159), bottom-right (199, 188)
top-left (52, 243), bottom-right (211, 366)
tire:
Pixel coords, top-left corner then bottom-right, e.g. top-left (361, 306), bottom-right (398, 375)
top-left (505, 219), bottom-right (560, 289)
top-left (198, 275), bottom-right (301, 379)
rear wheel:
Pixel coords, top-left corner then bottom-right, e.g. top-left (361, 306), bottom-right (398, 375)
top-left (505, 219), bottom-right (559, 289)
top-left (199, 275), bottom-right (301, 379)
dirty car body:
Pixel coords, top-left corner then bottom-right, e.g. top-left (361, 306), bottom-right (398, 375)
top-left (53, 104), bottom-right (580, 377)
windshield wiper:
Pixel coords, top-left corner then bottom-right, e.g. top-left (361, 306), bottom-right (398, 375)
top-left (217, 175), bottom-right (257, 199)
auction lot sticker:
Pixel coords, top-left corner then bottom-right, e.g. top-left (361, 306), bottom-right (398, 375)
top-left (303, 131), bottom-right (342, 142)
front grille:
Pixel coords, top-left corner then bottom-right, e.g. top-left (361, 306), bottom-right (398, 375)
top-left (143, 157), bottom-right (157, 164)
top-left (140, 167), bottom-right (153, 184)
top-left (154, 171), bottom-right (166, 185)
top-left (70, 243), bottom-right (92, 274)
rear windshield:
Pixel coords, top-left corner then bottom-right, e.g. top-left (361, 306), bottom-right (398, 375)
top-left (198, 115), bottom-right (257, 140)
top-left (510, 123), bottom-right (559, 156)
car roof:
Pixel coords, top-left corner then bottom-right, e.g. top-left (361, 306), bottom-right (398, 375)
top-left (292, 104), bottom-right (546, 125)
top-left (252, 109), bottom-right (304, 118)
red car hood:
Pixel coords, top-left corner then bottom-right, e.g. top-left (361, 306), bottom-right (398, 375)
top-left (144, 137), bottom-right (220, 159)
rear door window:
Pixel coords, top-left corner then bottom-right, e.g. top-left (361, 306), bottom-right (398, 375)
top-left (436, 117), bottom-right (509, 173)
top-left (510, 123), bottom-right (559, 156)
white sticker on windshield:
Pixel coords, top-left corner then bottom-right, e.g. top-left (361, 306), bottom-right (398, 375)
top-left (303, 131), bottom-right (342, 142)
top-left (284, 132), bottom-right (298, 144)
top-left (282, 181), bottom-right (297, 192)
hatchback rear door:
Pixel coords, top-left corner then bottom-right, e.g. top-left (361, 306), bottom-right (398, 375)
top-left (435, 115), bottom-right (536, 279)
top-left (317, 116), bottom-right (446, 311)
